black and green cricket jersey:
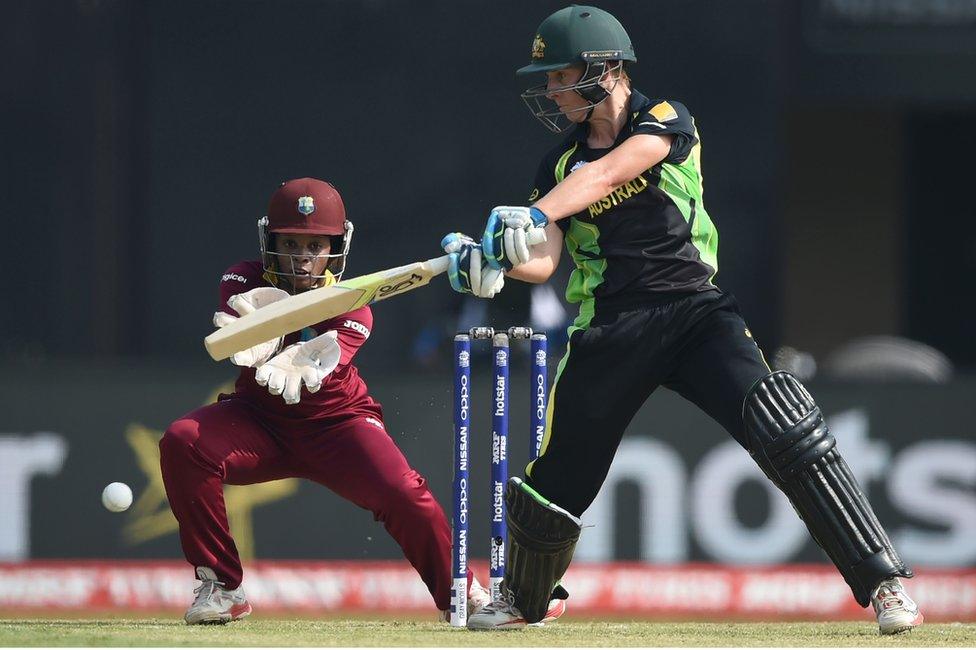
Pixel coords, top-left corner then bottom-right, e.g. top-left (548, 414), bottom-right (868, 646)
top-left (529, 90), bottom-right (718, 329)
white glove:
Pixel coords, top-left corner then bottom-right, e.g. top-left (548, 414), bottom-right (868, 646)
top-left (254, 330), bottom-right (341, 405)
top-left (213, 287), bottom-right (290, 367)
top-left (482, 206), bottom-right (548, 270)
top-left (503, 224), bottom-right (543, 268)
top-left (441, 232), bottom-right (505, 298)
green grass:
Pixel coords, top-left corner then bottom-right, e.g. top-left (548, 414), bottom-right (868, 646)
top-left (0, 618), bottom-right (973, 647)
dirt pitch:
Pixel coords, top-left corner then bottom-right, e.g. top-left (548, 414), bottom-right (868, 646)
top-left (0, 618), bottom-right (973, 647)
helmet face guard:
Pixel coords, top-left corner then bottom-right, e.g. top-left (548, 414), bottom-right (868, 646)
top-left (516, 6), bottom-right (635, 132)
top-left (258, 217), bottom-right (355, 291)
top-left (520, 60), bottom-right (623, 133)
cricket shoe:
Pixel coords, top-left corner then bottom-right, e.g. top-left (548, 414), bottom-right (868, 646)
top-left (184, 567), bottom-right (252, 625)
top-left (466, 586), bottom-right (566, 630)
top-left (528, 597), bottom-right (567, 628)
top-left (872, 577), bottom-right (923, 635)
top-left (440, 575), bottom-right (492, 622)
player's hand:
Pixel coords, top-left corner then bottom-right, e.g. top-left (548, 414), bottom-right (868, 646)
top-left (482, 206), bottom-right (548, 271)
top-left (213, 287), bottom-right (290, 367)
top-left (254, 330), bottom-right (341, 405)
top-left (441, 232), bottom-right (505, 299)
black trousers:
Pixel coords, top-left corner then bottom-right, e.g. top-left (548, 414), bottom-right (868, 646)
top-left (526, 290), bottom-right (770, 517)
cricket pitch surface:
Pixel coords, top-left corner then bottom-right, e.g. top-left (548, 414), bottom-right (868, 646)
top-left (1, 617), bottom-right (973, 646)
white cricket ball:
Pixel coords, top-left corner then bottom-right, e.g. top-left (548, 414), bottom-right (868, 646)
top-left (102, 482), bottom-right (133, 512)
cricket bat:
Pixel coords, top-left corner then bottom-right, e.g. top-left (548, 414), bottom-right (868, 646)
top-left (204, 229), bottom-right (545, 361)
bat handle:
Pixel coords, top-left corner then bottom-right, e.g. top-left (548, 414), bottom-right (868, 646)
top-left (431, 227), bottom-right (544, 278)
top-left (428, 255), bottom-right (451, 275)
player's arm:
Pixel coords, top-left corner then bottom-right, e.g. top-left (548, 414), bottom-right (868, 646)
top-left (318, 306), bottom-right (373, 368)
top-left (481, 135), bottom-right (672, 272)
top-left (507, 132), bottom-right (674, 282)
top-left (483, 101), bottom-right (698, 272)
top-left (533, 133), bottom-right (673, 222)
top-left (213, 266), bottom-right (290, 367)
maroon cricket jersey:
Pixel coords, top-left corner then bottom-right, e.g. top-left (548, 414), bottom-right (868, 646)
top-left (217, 260), bottom-right (382, 427)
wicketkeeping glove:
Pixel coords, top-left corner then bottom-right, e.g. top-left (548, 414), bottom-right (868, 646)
top-left (213, 287), bottom-right (290, 367)
top-left (482, 206), bottom-right (548, 271)
top-left (254, 330), bottom-right (341, 405)
top-left (441, 232), bottom-right (505, 298)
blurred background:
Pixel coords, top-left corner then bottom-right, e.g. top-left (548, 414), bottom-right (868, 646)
top-left (1, 0), bottom-right (973, 620)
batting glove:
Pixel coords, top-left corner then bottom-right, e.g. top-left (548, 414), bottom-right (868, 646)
top-left (213, 287), bottom-right (290, 367)
top-left (482, 206), bottom-right (548, 271)
top-left (441, 232), bottom-right (505, 298)
top-left (254, 330), bottom-right (341, 405)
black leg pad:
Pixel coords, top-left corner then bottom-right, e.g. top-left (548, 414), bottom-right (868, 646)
top-left (504, 477), bottom-right (581, 623)
top-left (743, 371), bottom-right (912, 606)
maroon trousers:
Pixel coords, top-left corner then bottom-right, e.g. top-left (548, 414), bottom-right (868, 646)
top-left (159, 398), bottom-right (453, 609)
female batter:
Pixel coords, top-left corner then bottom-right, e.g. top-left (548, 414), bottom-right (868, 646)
top-left (445, 6), bottom-right (922, 634)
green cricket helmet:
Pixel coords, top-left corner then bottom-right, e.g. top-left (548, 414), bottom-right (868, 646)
top-left (517, 5), bottom-right (636, 132)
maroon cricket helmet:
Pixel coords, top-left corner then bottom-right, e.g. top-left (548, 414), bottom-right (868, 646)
top-left (258, 177), bottom-right (355, 290)
top-left (265, 177), bottom-right (347, 235)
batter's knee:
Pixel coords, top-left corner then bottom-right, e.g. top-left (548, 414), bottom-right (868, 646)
top-left (741, 370), bottom-right (834, 483)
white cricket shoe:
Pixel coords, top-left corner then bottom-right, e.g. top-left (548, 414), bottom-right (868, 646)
top-left (440, 574), bottom-right (492, 622)
top-left (468, 576), bottom-right (492, 614)
top-left (872, 578), bottom-right (923, 635)
top-left (184, 567), bottom-right (252, 625)
top-left (466, 587), bottom-right (567, 630)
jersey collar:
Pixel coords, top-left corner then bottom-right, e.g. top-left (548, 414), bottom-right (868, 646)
top-left (569, 88), bottom-right (653, 145)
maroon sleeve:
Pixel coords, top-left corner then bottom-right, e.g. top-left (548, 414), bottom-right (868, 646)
top-left (316, 306), bottom-right (373, 367)
top-left (217, 261), bottom-right (268, 316)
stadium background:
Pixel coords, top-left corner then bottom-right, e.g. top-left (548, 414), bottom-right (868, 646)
top-left (1, 0), bottom-right (974, 621)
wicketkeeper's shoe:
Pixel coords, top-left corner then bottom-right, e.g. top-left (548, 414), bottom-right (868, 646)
top-left (466, 587), bottom-right (567, 630)
top-left (440, 574), bottom-right (492, 622)
top-left (184, 567), bottom-right (252, 625)
top-left (872, 577), bottom-right (923, 635)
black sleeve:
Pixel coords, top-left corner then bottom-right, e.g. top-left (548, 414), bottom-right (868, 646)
top-left (629, 99), bottom-right (698, 164)
top-left (528, 156), bottom-right (556, 204)
top-left (528, 153), bottom-right (573, 233)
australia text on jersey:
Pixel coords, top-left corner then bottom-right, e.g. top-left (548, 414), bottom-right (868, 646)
top-left (587, 172), bottom-right (650, 218)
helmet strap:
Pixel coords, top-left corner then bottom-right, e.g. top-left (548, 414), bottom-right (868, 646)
top-left (575, 62), bottom-right (611, 105)
top-left (575, 61), bottom-right (627, 127)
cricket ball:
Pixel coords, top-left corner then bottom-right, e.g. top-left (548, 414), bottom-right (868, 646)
top-left (102, 482), bottom-right (133, 512)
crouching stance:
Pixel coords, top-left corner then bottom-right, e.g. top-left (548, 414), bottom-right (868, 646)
top-left (160, 178), bottom-right (489, 624)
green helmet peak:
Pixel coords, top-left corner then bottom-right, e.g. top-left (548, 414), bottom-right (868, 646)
top-left (517, 5), bottom-right (636, 77)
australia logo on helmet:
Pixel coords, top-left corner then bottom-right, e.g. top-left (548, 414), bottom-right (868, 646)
top-left (531, 34), bottom-right (546, 60)
top-left (297, 195), bottom-right (315, 215)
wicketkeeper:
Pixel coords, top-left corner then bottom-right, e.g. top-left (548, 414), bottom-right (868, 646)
top-left (159, 178), bottom-right (492, 624)
top-left (443, 5), bottom-right (923, 634)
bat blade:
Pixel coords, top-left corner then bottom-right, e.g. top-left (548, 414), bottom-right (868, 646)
top-left (204, 255), bottom-right (450, 361)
